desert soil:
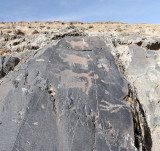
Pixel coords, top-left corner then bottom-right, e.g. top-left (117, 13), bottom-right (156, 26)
top-left (1, 21), bottom-right (160, 37)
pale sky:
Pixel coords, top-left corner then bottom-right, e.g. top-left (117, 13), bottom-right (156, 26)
top-left (0, 0), bottom-right (160, 23)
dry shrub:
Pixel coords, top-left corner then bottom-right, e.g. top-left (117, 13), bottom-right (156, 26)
top-left (88, 25), bottom-right (94, 29)
top-left (15, 29), bottom-right (25, 36)
top-left (32, 30), bottom-right (39, 34)
top-left (7, 30), bottom-right (12, 33)
top-left (40, 25), bottom-right (45, 28)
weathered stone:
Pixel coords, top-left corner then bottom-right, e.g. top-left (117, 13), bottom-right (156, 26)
top-left (143, 37), bottom-right (160, 50)
top-left (113, 34), bottom-right (160, 51)
top-left (0, 56), bottom-right (20, 78)
top-left (0, 27), bottom-right (86, 56)
top-left (0, 56), bottom-right (5, 78)
top-left (3, 57), bottom-right (20, 73)
top-left (0, 21), bottom-right (160, 151)
top-left (0, 37), bottom-right (136, 151)
top-left (112, 38), bottom-right (160, 151)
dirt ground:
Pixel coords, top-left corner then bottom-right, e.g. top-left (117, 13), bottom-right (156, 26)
top-left (1, 21), bottom-right (160, 37)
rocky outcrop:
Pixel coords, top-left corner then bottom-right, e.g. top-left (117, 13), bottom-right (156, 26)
top-left (0, 26), bottom-right (85, 55)
top-left (108, 35), bottom-right (160, 151)
top-left (0, 36), bottom-right (137, 151)
top-left (112, 35), bottom-right (160, 50)
top-left (0, 28), bottom-right (160, 151)
top-left (0, 56), bottom-right (20, 78)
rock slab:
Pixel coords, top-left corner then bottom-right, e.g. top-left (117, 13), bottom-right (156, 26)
top-left (0, 37), bottom-right (136, 151)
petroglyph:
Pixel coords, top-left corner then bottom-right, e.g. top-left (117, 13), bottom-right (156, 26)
top-left (99, 100), bottom-right (127, 113)
top-left (60, 54), bottom-right (92, 69)
top-left (70, 40), bottom-right (89, 50)
top-left (58, 69), bottom-right (93, 94)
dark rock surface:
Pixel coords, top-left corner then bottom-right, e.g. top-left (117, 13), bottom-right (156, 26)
top-left (0, 56), bottom-right (20, 78)
top-left (0, 37), bottom-right (136, 151)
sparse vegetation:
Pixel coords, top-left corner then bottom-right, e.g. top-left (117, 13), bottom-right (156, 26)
top-left (88, 25), bottom-right (94, 29)
top-left (32, 30), bottom-right (39, 34)
top-left (15, 29), bottom-right (25, 36)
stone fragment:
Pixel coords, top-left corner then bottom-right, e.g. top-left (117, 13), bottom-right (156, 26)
top-left (0, 56), bottom-right (20, 78)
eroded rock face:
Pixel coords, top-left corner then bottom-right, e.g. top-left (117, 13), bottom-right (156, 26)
top-left (1, 33), bottom-right (159, 151)
top-left (0, 26), bottom-right (85, 55)
top-left (0, 37), bottom-right (136, 151)
top-left (0, 56), bottom-right (20, 78)
top-left (112, 39), bottom-right (160, 151)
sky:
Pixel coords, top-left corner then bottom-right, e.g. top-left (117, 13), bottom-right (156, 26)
top-left (0, 0), bottom-right (160, 23)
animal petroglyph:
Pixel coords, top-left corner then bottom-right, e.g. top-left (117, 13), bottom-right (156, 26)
top-left (60, 54), bottom-right (92, 69)
top-left (99, 100), bottom-right (127, 113)
top-left (58, 70), bottom-right (93, 94)
top-left (70, 40), bottom-right (89, 50)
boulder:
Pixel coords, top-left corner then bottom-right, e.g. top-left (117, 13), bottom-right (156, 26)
top-left (113, 41), bottom-right (160, 151)
top-left (0, 56), bottom-right (20, 79)
top-left (0, 37), bottom-right (136, 151)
